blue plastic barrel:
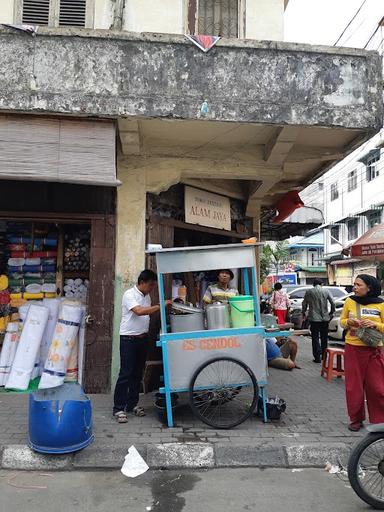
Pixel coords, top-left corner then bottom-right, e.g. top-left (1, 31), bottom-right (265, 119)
top-left (28, 383), bottom-right (94, 454)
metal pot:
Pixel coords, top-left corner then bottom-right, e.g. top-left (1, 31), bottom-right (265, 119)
top-left (170, 303), bottom-right (205, 333)
top-left (206, 302), bottom-right (230, 330)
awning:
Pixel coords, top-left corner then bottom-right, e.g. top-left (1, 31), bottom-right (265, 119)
top-left (350, 223), bottom-right (384, 261)
top-left (358, 148), bottom-right (380, 164)
top-left (330, 258), bottom-right (362, 266)
top-left (296, 266), bottom-right (326, 273)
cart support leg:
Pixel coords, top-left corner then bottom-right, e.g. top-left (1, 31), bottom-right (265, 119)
top-left (162, 341), bottom-right (174, 427)
top-left (262, 386), bottom-right (268, 423)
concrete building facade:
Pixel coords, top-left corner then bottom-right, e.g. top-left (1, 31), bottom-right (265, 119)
top-left (0, 1), bottom-right (382, 389)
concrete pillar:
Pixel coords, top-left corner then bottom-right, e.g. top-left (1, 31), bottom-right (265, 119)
top-left (111, 160), bottom-right (147, 385)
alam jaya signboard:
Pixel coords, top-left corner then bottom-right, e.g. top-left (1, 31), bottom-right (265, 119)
top-left (185, 186), bottom-right (231, 231)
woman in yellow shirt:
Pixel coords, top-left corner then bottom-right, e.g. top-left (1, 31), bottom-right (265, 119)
top-left (340, 274), bottom-right (384, 431)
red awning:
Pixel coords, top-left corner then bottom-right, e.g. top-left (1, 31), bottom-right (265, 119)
top-left (350, 223), bottom-right (384, 261)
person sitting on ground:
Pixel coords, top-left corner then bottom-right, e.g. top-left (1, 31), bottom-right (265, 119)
top-left (265, 336), bottom-right (300, 370)
top-left (269, 282), bottom-right (290, 325)
top-left (203, 269), bottom-right (239, 304)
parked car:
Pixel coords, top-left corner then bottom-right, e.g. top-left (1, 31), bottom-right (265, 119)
top-left (286, 286), bottom-right (349, 330)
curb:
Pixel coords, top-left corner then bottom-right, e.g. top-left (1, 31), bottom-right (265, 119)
top-left (0, 441), bottom-right (353, 471)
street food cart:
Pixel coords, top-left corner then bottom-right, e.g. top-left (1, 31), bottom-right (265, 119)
top-left (151, 243), bottom-right (290, 429)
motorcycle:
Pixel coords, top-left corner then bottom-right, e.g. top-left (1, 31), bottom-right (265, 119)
top-left (348, 423), bottom-right (384, 509)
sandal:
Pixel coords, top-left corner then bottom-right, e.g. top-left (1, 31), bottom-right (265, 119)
top-left (114, 411), bottom-right (128, 423)
top-left (131, 406), bottom-right (145, 417)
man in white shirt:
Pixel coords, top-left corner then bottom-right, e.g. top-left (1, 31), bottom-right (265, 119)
top-left (113, 269), bottom-right (171, 423)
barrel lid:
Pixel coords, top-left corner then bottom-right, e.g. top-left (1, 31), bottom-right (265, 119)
top-left (171, 302), bottom-right (203, 314)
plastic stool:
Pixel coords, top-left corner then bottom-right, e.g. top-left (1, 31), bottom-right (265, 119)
top-left (321, 348), bottom-right (345, 381)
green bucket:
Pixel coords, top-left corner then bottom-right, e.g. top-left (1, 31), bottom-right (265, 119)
top-left (229, 295), bottom-right (255, 328)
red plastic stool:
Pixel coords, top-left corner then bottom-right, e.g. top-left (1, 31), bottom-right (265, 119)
top-left (321, 348), bottom-right (345, 381)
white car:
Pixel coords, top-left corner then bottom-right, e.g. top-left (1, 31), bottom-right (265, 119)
top-left (286, 286), bottom-right (349, 309)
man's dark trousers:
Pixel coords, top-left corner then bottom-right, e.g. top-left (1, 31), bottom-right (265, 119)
top-left (310, 321), bottom-right (329, 361)
top-left (113, 335), bottom-right (148, 414)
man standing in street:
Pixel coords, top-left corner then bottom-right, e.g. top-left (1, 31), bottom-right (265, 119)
top-left (302, 279), bottom-right (335, 363)
top-left (113, 269), bottom-right (171, 423)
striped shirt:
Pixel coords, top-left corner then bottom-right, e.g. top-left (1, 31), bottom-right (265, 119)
top-left (203, 283), bottom-right (239, 304)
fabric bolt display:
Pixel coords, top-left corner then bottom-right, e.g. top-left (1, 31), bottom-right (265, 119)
top-left (10, 251), bottom-right (57, 259)
top-left (7, 237), bottom-right (58, 247)
top-left (64, 278), bottom-right (89, 302)
top-left (0, 322), bottom-right (20, 386)
top-left (40, 298), bottom-right (61, 371)
top-left (39, 301), bottom-right (83, 389)
top-left (64, 231), bottom-right (90, 272)
top-left (5, 304), bottom-right (49, 390)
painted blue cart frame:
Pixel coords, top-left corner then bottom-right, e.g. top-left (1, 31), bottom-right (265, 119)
top-left (149, 243), bottom-right (290, 428)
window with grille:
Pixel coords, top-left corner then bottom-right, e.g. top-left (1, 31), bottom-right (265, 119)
top-left (347, 218), bottom-right (358, 241)
top-left (188, 0), bottom-right (241, 38)
top-left (330, 183), bottom-right (339, 201)
top-left (366, 149), bottom-right (380, 182)
top-left (330, 226), bottom-right (340, 244)
top-left (347, 169), bottom-right (357, 192)
top-left (20, 0), bottom-right (89, 27)
top-left (368, 210), bottom-right (382, 228)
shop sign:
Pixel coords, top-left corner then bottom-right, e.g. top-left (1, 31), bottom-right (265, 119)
top-left (185, 186), bottom-right (231, 231)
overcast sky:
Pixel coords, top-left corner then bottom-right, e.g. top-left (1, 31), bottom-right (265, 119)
top-left (284, 0), bottom-right (383, 50)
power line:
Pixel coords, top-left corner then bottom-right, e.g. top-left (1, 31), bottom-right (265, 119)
top-left (334, 0), bottom-right (368, 46)
top-left (364, 16), bottom-right (384, 49)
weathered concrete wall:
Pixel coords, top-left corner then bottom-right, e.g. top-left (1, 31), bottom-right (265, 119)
top-left (0, 29), bottom-right (382, 130)
top-left (246, 0), bottom-right (284, 41)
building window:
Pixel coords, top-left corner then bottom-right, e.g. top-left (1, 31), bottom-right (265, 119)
top-left (330, 183), bottom-right (339, 201)
top-left (347, 218), bottom-right (358, 240)
top-left (17, 0), bottom-right (93, 28)
top-left (368, 210), bottom-right (382, 228)
top-left (347, 170), bottom-right (357, 192)
top-left (330, 225), bottom-right (340, 245)
top-left (188, 0), bottom-right (241, 38)
top-left (366, 150), bottom-right (380, 182)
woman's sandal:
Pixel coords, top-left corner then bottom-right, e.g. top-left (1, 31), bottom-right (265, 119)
top-left (114, 411), bottom-right (128, 423)
top-left (132, 406), bottom-right (145, 417)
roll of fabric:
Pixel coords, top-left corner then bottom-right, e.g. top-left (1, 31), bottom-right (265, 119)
top-left (9, 272), bottom-right (24, 280)
top-left (10, 251), bottom-right (57, 259)
top-left (7, 244), bottom-right (26, 251)
top-left (10, 298), bottom-right (26, 309)
top-left (25, 258), bottom-right (41, 266)
top-left (42, 283), bottom-right (56, 293)
top-left (0, 322), bottom-right (20, 386)
top-left (44, 293), bottom-right (57, 299)
top-left (25, 272), bottom-right (43, 279)
top-left (10, 293), bottom-right (22, 300)
top-left (8, 258), bottom-right (25, 267)
top-left (0, 290), bottom-right (10, 304)
top-left (24, 278), bottom-right (44, 286)
top-left (39, 301), bottom-right (82, 389)
top-left (8, 266), bottom-right (24, 273)
top-left (25, 284), bottom-right (43, 294)
top-left (7, 237), bottom-right (57, 247)
top-left (5, 304), bottom-right (49, 390)
top-left (23, 292), bottom-right (44, 300)
top-left (43, 273), bottom-right (56, 283)
top-left (40, 298), bottom-right (61, 371)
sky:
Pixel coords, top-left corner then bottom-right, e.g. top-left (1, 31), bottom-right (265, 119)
top-left (284, 0), bottom-right (383, 50)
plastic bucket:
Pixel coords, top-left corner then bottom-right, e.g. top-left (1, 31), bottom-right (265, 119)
top-left (229, 295), bottom-right (255, 328)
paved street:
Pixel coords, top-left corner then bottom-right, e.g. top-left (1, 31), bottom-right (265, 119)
top-left (0, 338), bottom-right (362, 451)
top-left (0, 468), bottom-right (364, 512)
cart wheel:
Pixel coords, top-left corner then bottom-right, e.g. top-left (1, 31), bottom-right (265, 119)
top-left (189, 357), bottom-right (258, 429)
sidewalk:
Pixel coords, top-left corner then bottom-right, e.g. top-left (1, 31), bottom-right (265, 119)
top-left (0, 338), bottom-right (363, 470)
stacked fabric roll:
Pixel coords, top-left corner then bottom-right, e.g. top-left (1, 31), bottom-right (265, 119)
top-left (64, 278), bottom-right (89, 302)
top-left (64, 230), bottom-right (90, 272)
top-left (6, 225), bottom-right (58, 298)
